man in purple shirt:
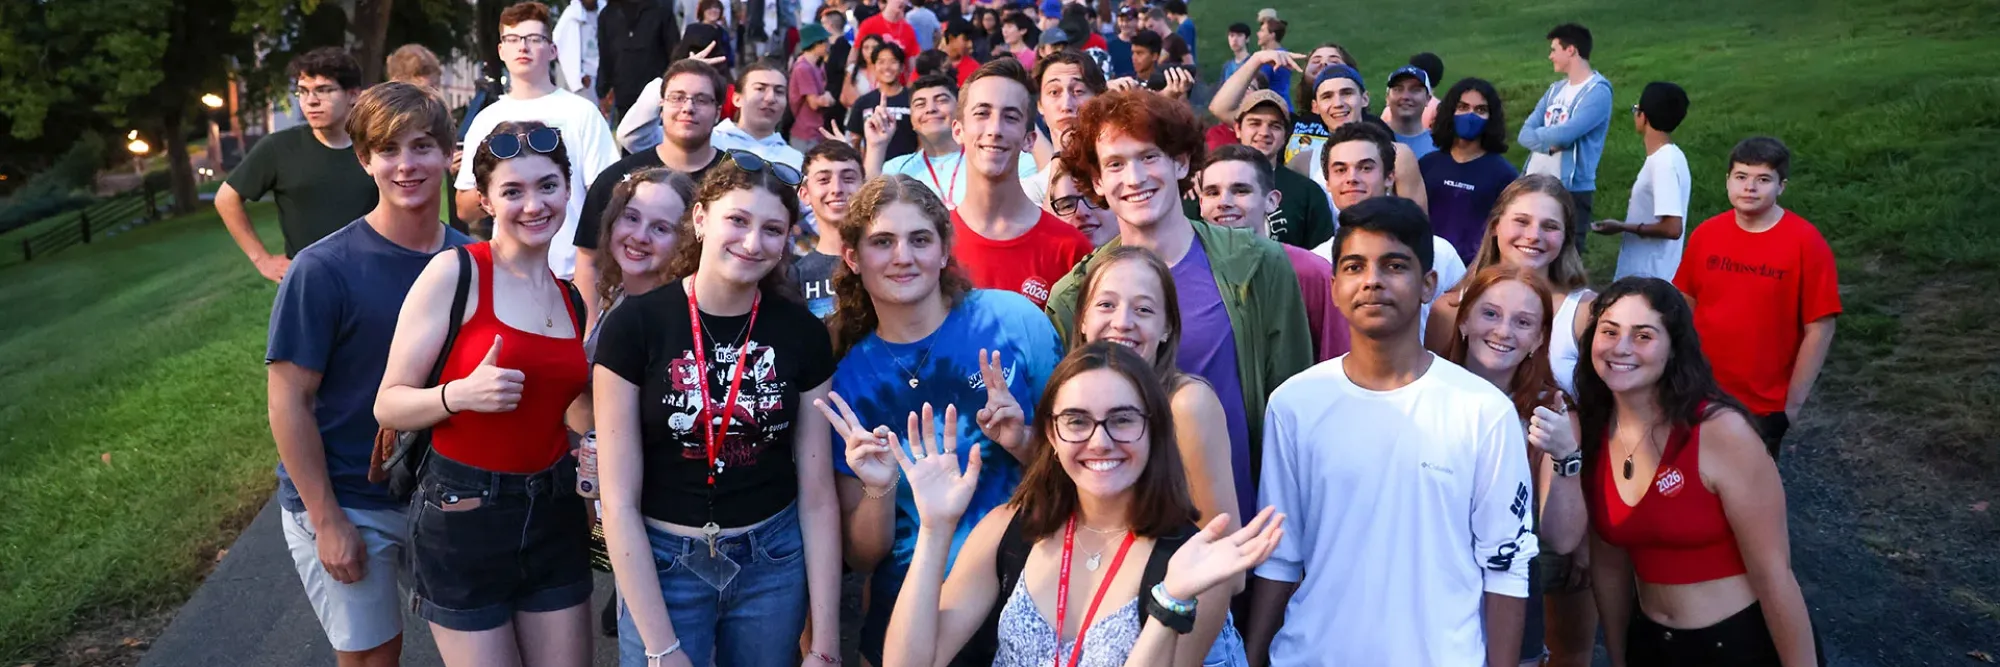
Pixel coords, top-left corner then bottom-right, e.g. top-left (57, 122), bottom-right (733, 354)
top-left (1043, 89), bottom-right (1314, 518)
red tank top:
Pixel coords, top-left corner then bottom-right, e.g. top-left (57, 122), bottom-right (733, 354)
top-left (1587, 411), bottom-right (1749, 585)
top-left (431, 243), bottom-right (589, 474)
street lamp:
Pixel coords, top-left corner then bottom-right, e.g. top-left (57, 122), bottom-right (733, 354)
top-left (202, 93), bottom-right (225, 108)
top-left (127, 136), bottom-right (149, 177)
top-left (201, 92), bottom-right (226, 174)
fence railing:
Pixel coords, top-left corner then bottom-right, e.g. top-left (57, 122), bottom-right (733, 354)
top-left (17, 185), bottom-right (168, 263)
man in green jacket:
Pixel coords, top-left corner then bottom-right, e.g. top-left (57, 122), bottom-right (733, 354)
top-left (1044, 89), bottom-right (1314, 519)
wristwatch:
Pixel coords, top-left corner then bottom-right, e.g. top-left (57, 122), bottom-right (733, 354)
top-left (1145, 582), bottom-right (1197, 634)
top-left (1553, 451), bottom-right (1583, 478)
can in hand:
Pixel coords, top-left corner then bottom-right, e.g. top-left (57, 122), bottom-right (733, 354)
top-left (577, 430), bottom-right (600, 499)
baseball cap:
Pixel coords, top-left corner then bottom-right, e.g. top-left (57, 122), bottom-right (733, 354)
top-left (1256, 8), bottom-right (1278, 21)
top-left (1234, 89), bottom-right (1291, 121)
top-left (1039, 26), bottom-right (1071, 46)
top-left (1387, 64), bottom-right (1431, 93)
top-left (1313, 64), bottom-right (1364, 94)
top-left (1041, 0), bottom-right (1062, 18)
top-left (1117, 5), bottom-right (1139, 18)
top-left (797, 24), bottom-right (831, 51)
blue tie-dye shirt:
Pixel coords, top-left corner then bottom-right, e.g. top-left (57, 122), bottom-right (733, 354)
top-left (831, 289), bottom-right (1064, 662)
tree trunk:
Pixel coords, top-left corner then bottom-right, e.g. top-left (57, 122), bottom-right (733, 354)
top-left (354, 0), bottom-right (396, 85)
top-left (160, 106), bottom-right (200, 216)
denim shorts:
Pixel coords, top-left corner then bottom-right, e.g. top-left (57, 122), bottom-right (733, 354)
top-left (407, 452), bottom-right (593, 631)
top-left (618, 501), bottom-right (807, 667)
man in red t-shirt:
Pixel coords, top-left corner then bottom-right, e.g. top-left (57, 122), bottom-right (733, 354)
top-left (941, 18), bottom-right (980, 86)
top-left (1672, 136), bottom-right (1839, 457)
top-left (854, 0), bottom-right (920, 75)
top-left (948, 58), bottom-right (1093, 306)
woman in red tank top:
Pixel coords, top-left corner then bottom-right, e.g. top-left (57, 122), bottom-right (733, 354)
top-left (1574, 277), bottom-right (1818, 667)
top-left (375, 121), bottom-right (594, 666)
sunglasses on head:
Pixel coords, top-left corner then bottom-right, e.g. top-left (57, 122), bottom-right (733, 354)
top-left (725, 149), bottom-right (803, 187)
top-left (487, 127), bottom-right (563, 159)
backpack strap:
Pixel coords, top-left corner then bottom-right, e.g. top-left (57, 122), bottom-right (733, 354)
top-left (428, 246), bottom-right (473, 387)
top-left (962, 511), bottom-right (1034, 665)
top-left (1140, 524), bottom-right (1197, 600)
top-left (558, 278), bottom-right (587, 333)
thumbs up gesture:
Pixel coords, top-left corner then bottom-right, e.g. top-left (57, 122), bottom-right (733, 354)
top-left (448, 335), bottom-right (526, 413)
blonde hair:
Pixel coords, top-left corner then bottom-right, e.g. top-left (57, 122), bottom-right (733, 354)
top-left (385, 44), bottom-right (443, 86)
top-left (345, 81), bottom-right (454, 159)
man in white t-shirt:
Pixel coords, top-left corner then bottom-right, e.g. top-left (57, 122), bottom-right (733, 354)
top-left (454, 1), bottom-right (620, 280)
top-left (1520, 23), bottom-right (1613, 253)
top-left (1595, 81), bottom-right (1691, 280)
top-left (1307, 122), bottom-right (1467, 330)
top-left (1246, 195), bottom-right (1537, 667)
top-left (711, 59), bottom-right (807, 169)
top-left (1022, 50), bottom-right (1108, 207)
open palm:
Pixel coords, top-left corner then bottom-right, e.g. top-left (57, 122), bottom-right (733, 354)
top-left (894, 403), bottom-right (983, 527)
top-left (1162, 508), bottom-right (1286, 601)
top-left (814, 391), bottom-right (898, 489)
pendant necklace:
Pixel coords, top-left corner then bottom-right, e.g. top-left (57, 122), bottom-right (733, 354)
top-left (891, 341), bottom-right (937, 389)
top-left (1078, 524), bottom-right (1129, 571)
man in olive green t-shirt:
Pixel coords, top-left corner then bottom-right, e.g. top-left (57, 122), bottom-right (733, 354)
top-left (216, 47), bottom-right (380, 282)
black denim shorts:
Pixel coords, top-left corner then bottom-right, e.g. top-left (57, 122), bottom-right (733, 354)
top-left (407, 451), bottom-right (593, 631)
top-left (1628, 602), bottom-right (1826, 667)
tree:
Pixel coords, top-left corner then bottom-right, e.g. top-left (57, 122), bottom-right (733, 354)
top-left (0, 0), bottom-right (470, 215)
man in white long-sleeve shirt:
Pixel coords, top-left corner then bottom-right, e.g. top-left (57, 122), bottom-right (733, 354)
top-left (553, 0), bottom-right (601, 97)
top-left (1245, 196), bottom-right (1537, 667)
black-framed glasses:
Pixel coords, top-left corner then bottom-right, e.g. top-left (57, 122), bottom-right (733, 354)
top-left (487, 127), bottom-right (563, 159)
top-left (1053, 409), bottom-right (1148, 444)
top-left (1050, 194), bottom-right (1100, 217)
top-left (725, 149), bottom-right (803, 187)
top-left (499, 34), bottom-right (552, 47)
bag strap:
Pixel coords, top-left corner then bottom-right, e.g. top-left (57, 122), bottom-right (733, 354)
top-left (559, 278), bottom-right (587, 332)
top-left (427, 246), bottom-right (473, 388)
top-left (1140, 525), bottom-right (1195, 599)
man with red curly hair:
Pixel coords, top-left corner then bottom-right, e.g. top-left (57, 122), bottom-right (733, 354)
top-left (1042, 89), bottom-right (1313, 521)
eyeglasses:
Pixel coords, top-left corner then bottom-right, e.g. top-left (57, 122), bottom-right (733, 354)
top-left (1049, 194), bottom-right (1100, 217)
top-left (499, 34), bottom-right (552, 47)
top-left (295, 86), bottom-right (342, 101)
top-left (664, 92), bottom-right (719, 109)
top-left (487, 127), bottom-right (563, 159)
top-left (725, 150), bottom-right (803, 187)
top-left (1053, 409), bottom-right (1148, 444)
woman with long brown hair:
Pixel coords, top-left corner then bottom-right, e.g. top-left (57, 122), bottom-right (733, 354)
top-left (1440, 264), bottom-right (1590, 666)
top-left (1070, 246), bottom-right (1239, 533)
top-left (1578, 277), bottom-right (1819, 666)
top-left (592, 151), bottom-right (845, 666)
top-left (878, 342), bottom-right (1284, 667)
top-left (812, 174), bottom-right (1064, 665)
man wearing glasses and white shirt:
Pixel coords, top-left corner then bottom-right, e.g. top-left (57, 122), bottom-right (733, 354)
top-left (453, 0), bottom-right (620, 280)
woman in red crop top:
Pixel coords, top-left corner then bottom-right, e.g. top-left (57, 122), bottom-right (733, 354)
top-left (376, 121), bottom-right (594, 666)
top-left (1574, 277), bottom-right (1818, 667)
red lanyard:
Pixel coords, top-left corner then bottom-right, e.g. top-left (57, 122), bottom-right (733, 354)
top-left (922, 151), bottom-right (962, 206)
top-left (1053, 516), bottom-right (1137, 667)
top-left (685, 279), bottom-right (761, 486)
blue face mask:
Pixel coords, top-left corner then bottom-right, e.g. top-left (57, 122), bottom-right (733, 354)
top-left (1454, 112), bottom-right (1487, 139)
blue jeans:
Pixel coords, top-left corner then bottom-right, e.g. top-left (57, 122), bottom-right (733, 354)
top-left (618, 501), bottom-right (807, 666)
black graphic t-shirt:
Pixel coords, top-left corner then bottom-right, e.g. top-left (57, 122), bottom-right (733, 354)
top-left (594, 280), bottom-right (835, 527)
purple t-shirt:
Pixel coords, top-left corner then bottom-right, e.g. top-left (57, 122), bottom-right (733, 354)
top-left (1169, 239), bottom-right (1255, 518)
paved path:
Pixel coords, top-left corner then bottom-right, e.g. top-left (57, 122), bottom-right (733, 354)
top-left (139, 497), bottom-right (623, 667)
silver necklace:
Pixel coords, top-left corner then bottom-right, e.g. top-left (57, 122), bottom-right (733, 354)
top-left (1079, 525), bottom-right (1129, 571)
top-left (890, 341), bottom-right (936, 389)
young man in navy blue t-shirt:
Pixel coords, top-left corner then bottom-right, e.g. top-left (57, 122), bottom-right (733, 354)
top-left (265, 82), bottom-right (472, 666)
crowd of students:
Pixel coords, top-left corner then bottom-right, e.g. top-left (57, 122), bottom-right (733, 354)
top-left (228, 2), bottom-right (1840, 666)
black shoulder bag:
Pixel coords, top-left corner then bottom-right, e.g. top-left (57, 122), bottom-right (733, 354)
top-left (369, 246), bottom-right (473, 502)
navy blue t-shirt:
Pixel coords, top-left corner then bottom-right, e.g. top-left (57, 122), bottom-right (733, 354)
top-left (266, 219), bottom-right (473, 512)
top-left (1420, 151), bottom-right (1520, 264)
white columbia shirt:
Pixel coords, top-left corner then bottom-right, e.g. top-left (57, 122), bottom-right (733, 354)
top-left (1256, 354), bottom-right (1538, 666)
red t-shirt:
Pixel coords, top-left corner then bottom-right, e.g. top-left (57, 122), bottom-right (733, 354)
top-left (954, 56), bottom-right (980, 86)
top-left (857, 16), bottom-right (921, 68)
top-left (1205, 123), bottom-right (1240, 152)
top-left (950, 210), bottom-right (1095, 306)
top-left (1084, 33), bottom-right (1108, 50)
top-left (1672, 209), bottom-right (1841, 414)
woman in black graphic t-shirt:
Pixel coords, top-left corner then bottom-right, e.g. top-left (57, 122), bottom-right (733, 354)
top-left (593, 152), bottom-right (843, 667)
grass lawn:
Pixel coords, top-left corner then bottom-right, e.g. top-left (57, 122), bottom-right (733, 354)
top-left (0, 203), bottom-right (283, 662)
top-left (1191, 0), bottom-right (2000, 652)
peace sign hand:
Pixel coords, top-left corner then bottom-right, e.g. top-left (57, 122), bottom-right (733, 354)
top-left (1161, 507), bottom-right (1286, 601)
top-left (973, 349), bottom-right (1028, 459)
top-left (820, 119), bottom-right (855, 145)
top-left (690, 41), bottom-right (728, 66)
top-left (894, 403), bottom-right (982, 526)
top-left (814, 391), bottom-right (899, 490)
top-left (1253, 49), bottom-right (1306, 72)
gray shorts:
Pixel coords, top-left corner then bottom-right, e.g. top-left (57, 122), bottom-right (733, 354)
top-left (280, 506), bottom-right (409, 652)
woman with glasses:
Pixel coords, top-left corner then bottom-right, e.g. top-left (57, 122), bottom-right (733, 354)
top-left (592, 151), bottom-right (845, 667)
top-left (812, 175), bottom-right (1064, 666)
top-left (1046, 159), bottom-right (1117, 246)
top-left (877, 341), bottom-right (1284, 667)
top-left (375, 121), bottom-right (594, 667)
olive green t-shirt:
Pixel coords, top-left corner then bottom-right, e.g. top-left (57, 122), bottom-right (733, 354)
top-left (225, 125), bottom-right (379, 257)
